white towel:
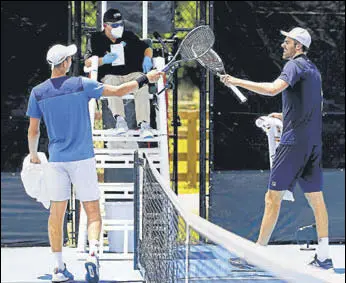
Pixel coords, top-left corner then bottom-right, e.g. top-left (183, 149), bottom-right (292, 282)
top-left (20, 152), bottom-right (50, 209)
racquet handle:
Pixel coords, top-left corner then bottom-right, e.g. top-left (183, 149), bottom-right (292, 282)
top-left (161, 64), bottom-right (171, 72)
top-left (229, 84), bottom-right (247, 103)
top-left (217, 73), bottom-right (247, 103)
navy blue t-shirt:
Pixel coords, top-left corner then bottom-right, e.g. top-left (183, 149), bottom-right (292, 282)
top-left (279, 54), bottom-right (323, 145)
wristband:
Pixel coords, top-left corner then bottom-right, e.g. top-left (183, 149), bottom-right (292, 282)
top-left (136, 75), bottom-right (149, 89)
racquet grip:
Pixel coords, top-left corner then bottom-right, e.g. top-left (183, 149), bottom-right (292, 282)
top-left (229, 85), bottom-right (247, 103)
top-left (217, 73), bottom-right (247, 103)
top-left (161, 64), bottom-right (170, 72)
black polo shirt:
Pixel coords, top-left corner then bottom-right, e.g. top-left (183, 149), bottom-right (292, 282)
top-left (85, 30), bottom-right (149, 81)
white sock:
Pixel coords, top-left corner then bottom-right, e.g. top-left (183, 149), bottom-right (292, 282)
top-left (89, 239), bottom-right (99, 256)
top-left (317, 237), bottom-right (329, 261)
top-left (53, 252), bottom-right (64, 270)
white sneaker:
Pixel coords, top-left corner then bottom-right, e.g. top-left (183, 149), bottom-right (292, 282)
top-left (52, 263), bottom-right (74, 282)
top-left (139, 121), bottom-right (154, 139)
top-left (114, 116), bottom-right (129, 136)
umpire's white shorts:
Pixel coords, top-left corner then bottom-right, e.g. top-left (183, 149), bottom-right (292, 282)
top-left (44, 157), bottom-right (100, 202)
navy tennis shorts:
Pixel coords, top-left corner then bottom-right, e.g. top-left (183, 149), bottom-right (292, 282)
top-left (268, 143), bottom-right (323, 193)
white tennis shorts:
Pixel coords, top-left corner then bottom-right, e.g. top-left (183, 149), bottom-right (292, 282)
top-left (44, 157), bottom-right (100, 202)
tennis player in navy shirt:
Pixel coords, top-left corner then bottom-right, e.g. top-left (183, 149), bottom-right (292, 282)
top-left (220, 27), bottom-right (333, 271)
top-left (26, 43), bottom-right (163, 282)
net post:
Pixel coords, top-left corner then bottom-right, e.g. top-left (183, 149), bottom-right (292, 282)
top-left (73, 1), bottom-right (81, 76)
top-left (208, 0), bottom-right (215, 223)
top-left (172, 36), bottom-right (180, 195)
top-left (199, 0), bottom-right (208, 220)
top-left (133, 150), bottom-right (143, 270)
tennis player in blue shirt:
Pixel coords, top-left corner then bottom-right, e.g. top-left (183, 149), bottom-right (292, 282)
top-left (26, 43), bottom-right (163, 282)
top-left (220, 27), bottom-right (333, 271)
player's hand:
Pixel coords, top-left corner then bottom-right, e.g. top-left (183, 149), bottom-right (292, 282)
top-left (102, 52), bottom-right (118, 64)
top-left (220, 74), bottom-right (237, 87)
top-left (30, 154), bottom-right (41, 164)
top-left (146, 70), bottom-right (164, 83)
top-left (269, 112), bottom-right (283, 120)
top-left (142, 56), bottom-right (153, 74)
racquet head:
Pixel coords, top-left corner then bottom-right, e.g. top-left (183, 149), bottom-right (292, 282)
top-left (177, 25), bottom-right (215, 60)
top-left (197, 49), bottom-right (225, 75)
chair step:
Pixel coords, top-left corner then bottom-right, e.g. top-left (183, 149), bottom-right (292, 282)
top-left (77, 251), bottom-right (134, 260)
top-left (103, 219), bottom-right (133, 227)
top-left (99, 183), bottom-right (134, 201)
top-left (120, 93), bottom-right (154, 100)
top-left (94, 148), bottom-right (160, 155)
top-left (95, 154), bottom-right (162, 169)
top-left (92, 129), bottom-right (163, 142)
top-left (99, 182), bottom-right (134, 190)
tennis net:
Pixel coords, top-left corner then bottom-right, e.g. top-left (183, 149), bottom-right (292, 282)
top-left (133, 152), bottom-right (342, 283)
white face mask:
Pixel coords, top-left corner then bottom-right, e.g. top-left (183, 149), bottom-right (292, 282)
top-left (111, 26), bottom-right (124, 39)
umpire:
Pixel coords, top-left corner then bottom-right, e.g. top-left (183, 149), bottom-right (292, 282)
top-left (84, 8), bottom-right (154, 138)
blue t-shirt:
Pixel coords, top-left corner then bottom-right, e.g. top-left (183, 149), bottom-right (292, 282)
top-left (26, 76), bottom-right (104, 162)
top-left (279, 54), bottom-right (323, 145)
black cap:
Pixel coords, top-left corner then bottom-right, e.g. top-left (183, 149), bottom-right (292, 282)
top-left (103, 8), bottom-right (122, 23)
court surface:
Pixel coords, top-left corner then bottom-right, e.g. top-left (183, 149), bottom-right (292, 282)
top-left (1, 244), bottom-right (344, 282)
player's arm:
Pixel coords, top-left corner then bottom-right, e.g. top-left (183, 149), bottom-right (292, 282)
top-left (102, 81), bottom-right (141, 97)
top-left (27, 118), bottom-right (41, 163)
top-left (221, 76), bottom-right (289, 96)
top-left (102, 70), bottom-right (163, 97)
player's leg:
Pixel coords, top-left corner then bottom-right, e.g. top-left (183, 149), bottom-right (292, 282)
top-left (257, 189), bottom-right (285, 245)
top-left (257, 144), bottom-right (302, 245)
top-left (305, 192), bottom-right (333, 269)
top-left (305, 192), bottom-right (329, 244)
top-left (299, 144), bottom-right (333, 269)
top-left (45, 162), bottom-right (74, 282)
top-left (82, 200), bottom-right (102, 283)
top-left (305, 192), bottom-right (328, 244)
top-left (82, 200), bottom-right (102, 255)
top-left (71, 157), bottom-right (101, 282)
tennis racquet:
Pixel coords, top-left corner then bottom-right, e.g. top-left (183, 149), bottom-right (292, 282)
top-left (197, 48), bottom-right (247, 103)
top-left (161, 25), bottom-right (215, 73)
